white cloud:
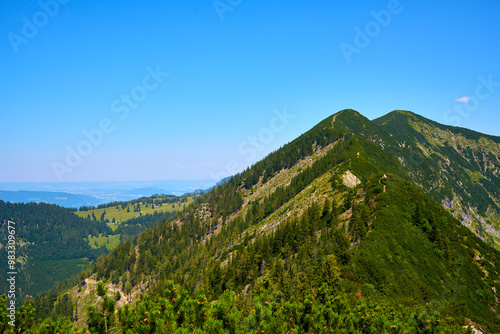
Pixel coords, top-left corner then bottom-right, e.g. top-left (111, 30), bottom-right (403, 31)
top-left (454, 96), bottom-right (470, 103)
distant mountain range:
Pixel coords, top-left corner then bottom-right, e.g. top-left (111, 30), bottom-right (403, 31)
top-left (0, 180), bottom-right (217, 207)
top-left (0, 190), bottom-right (103, 208)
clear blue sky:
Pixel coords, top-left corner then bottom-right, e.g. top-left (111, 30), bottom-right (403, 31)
top-left (1, 0), bottom-right (499, 182)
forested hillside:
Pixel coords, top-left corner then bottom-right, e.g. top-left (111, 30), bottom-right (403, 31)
top-left (0, 194), bottom-right (193, 300)
top-left (0, 201), bottom-right (109, 298)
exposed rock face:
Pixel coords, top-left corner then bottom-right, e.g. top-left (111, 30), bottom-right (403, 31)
top-left (342, 170), bottom-right (361, 188)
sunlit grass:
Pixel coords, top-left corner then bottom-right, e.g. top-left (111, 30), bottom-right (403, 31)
top-left (74, 195), bottom-right (194, 224)
top-left (86, 233), bottom-right (121, 251)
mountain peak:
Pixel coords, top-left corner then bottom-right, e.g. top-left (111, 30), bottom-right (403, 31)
top-left (335, 108), bottom-right (361, 116)
top-left (375, 109), bottom-right (428, 126)
top-left (326, 109), bottom-right (370, 128)
top-left (331, 109), bottom-right (364, 120)
top-left (389, 109), bottom-right (417, 116)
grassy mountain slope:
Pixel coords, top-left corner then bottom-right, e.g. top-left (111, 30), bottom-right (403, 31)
top-left (374, 110), bottom-right (500, 247)
top-left (74, 194), bottom-right (196, 229)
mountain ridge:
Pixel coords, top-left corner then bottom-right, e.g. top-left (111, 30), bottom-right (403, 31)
top-left (373, 110), bottom-right (500, 246)
top-left (7, 109), bottom-right (500, 333)
top-left (319, 109), bottom-right (500, 247)
top-left (376, 110), bottom-right (500, 141)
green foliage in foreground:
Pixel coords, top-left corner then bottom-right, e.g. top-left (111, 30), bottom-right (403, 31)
top-left (0, 281), bottom-right (475, 333)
